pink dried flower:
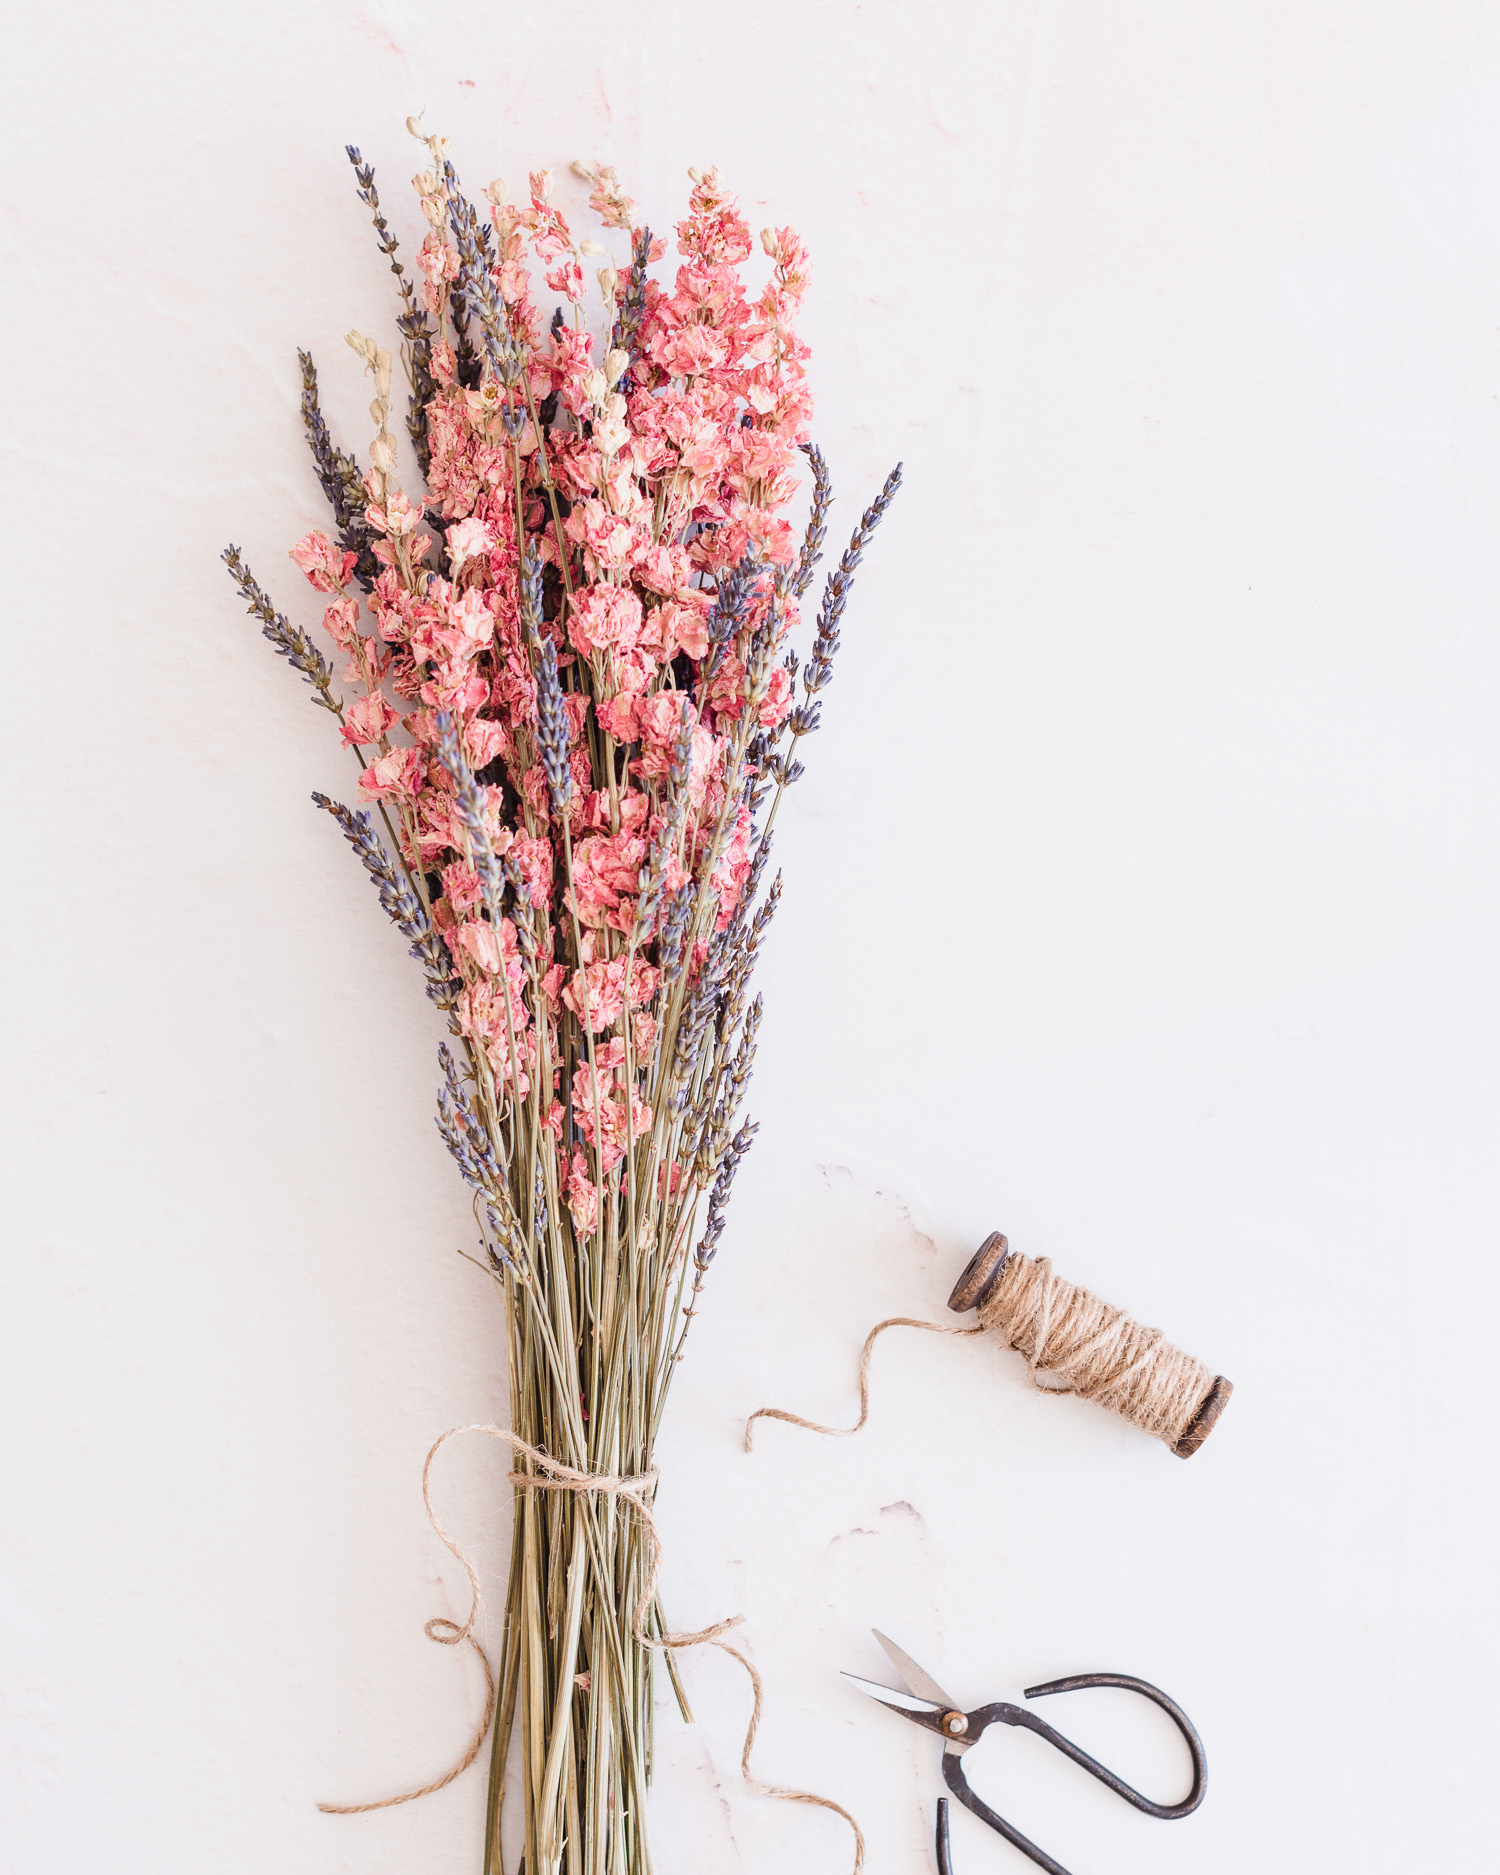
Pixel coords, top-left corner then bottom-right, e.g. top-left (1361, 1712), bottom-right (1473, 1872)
top-left (290, 530), bottom-right (356, 593)
top-left (358, 744), bottom-right (425, 800)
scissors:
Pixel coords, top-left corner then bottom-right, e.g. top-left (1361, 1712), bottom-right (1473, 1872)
top-left (844, 1631), bottom-right (1206, 1875)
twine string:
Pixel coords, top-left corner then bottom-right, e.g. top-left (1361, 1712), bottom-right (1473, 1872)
top-left (744, 1317), bottom-right (985, 1451)
top-left (319, 1424), bottom-right (865, 1870)
top-left (746, 1258), bottom-right (1215, 1456)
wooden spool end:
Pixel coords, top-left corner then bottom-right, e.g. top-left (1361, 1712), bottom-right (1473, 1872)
top-left (1170, 1375), bottom-right (1234, 1459)
top-left (948, 1232), bottom-right (1010, 1314)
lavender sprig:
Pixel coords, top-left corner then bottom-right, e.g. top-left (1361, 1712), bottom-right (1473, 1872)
top-left (725, 994), bottom-right (762, 1114)
top-left (743, 731), bottom-right (774, 817)
top-left (668, 699), bottom-right (694, 787)
top-left (669, 925), bottom-right (726, 1108)
top-left (442, 160), bottom-right (527, 389)
top-left (514, 540), bottom-right (574, 817)
top-left (222, 546), bottom-right (339, 713)
top-left (694, 1119), bottom-right (760, 1270)
top-left (534, 638), bottom-right (573, 818)
top-left (701, 556), bottom-right (763, 691)
top-left (437, 1042), bottom-right (503, 1189)
top-left (312, 792), bottom-right (458, 1007)
top-left (739, 829), bottom-right (775, 912)
top-left (709, 857), bottom-right (782, 1017)
top-left (435, 712), bottom-right (543, 953)
top-left (446, 218), bottom-right (494, 392)
top-left (518, 536), bottom-right (546, 639)
top-left (431, 710), bottom-right (507, 917)
top-left (609, 225), bottom-right (653, 392)
top-left (532, 1165), bottom-right (551, 1260)
top-left (435, 1045), bottom-right (519, 1270)
top-left (730, 871), bottom-right (782, 986)
top-left (500, 853), bottom-right (541, 960)
top-left (345, 145), bottom-right (436, 472)
top-left (657, 882), bottom-right (697, 984)
top-left (296, 351), bottom-right (379, 590)
top-left (787, 460), bottom-right (903, 740)
top-left (676, 873), bottom-right (781, 1148)
top-left (793, 443), bottom-right (833, 600)
top-left (633, 700), bottom-right (695, 937)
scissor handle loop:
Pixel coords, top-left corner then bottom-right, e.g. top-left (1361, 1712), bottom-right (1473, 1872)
top-left (1015, 1670), bottom-right (1206, 1817)
top-left (942, 1672), bottom-right (1206, 1875)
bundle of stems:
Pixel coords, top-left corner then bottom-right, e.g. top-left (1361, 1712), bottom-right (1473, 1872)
top-left (226, 124), bottom-right (898, 1874)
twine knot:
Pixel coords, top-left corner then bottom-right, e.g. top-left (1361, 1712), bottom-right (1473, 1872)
top-left (318, 1423), bottom-right (864, 1869)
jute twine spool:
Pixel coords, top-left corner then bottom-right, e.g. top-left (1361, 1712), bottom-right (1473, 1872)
top-left (747, 1232), bottom-right (1231, 1461)
top-left (950, 1232), bottom-right (1232, 1457)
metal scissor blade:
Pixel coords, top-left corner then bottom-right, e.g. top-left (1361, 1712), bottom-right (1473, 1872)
top-left (872, 1630), bottom-right (961, 1712)
top-left (841, 1671), bottom-right (942, 1719)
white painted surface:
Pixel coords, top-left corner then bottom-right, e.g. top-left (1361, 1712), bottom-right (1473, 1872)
top-left (3, 3), bottom-right (1498, 1870)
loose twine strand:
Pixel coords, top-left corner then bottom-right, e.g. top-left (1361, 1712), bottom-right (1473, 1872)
top-left (319, 1424), bottom-right (865, 1871)
top-left (746, 1256), bottom-right (1214, 1455)
top-left (744, 1319), bottom-right (985, 1450)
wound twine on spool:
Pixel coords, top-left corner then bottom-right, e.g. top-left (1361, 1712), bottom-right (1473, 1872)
top-left (747, 1232), bottom-right (1231, 1461)
top-left (318, 1424), bottom-right (865, 1872)
top-left (950, 1233), bottom-right (1232, 1458)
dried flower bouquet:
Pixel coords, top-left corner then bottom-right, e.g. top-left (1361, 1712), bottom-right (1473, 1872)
top-left (226, 123), bottom-right (898, 1875)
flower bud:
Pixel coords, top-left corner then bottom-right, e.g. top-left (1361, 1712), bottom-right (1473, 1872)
top-left (605, 348), bottom-right (629, 386)
top-left (485, 178), bottom-right (506, 206)
top-left (597, 265), bottom-right (618, 299)
top-left (578, 238), bottom-right (605, 258)
top-left (583, 368), bottom-right (607, 404)
top-left (370, 436), bottom-right (396, 472)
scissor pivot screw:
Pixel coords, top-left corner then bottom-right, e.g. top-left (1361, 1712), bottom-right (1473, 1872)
top-left (941, 1711), bottom-right (968, 1736)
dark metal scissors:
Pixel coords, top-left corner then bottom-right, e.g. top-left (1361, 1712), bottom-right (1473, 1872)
top-left (844, 1630), bottom-right (1206, 1875)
